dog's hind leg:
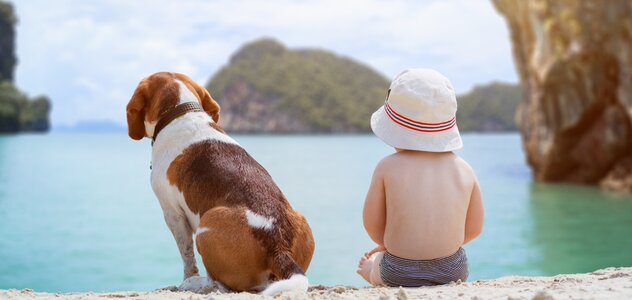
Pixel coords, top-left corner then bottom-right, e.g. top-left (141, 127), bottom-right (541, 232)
top-left (195, 207), bottom-right (271, 292)
top-left (164, 210), bottom-right (199, 279)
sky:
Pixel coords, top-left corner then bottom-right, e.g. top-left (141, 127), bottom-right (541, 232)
top-left (10, 0), bottom-right (517, 127)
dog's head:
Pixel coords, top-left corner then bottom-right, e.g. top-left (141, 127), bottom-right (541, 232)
top-left (126, 72), bottom-right (221, 140)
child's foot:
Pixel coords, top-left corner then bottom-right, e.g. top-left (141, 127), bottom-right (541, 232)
top-left (356, 254), bottom-right (373, 283)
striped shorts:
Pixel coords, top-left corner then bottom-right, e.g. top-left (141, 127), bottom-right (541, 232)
top-left (380, 248), bottom-right (469, 287)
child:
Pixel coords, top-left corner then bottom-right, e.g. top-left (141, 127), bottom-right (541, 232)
top-left (356, 69), bottom-right (484, 287)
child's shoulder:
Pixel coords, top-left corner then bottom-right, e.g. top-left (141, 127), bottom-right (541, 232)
top-left (373, 151), bottom-right (432, 172)
top-left (451, 154), bottom-right (477, 178)
top-left (372, 152), bottom-right (405, 175)
top-left (451, 153), bottom-right (472, 166)
top-left (376, 151), bottom-right (408, 166)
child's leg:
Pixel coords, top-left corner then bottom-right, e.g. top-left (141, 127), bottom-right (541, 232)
top-left (357, 251), bottom-right (385, 286)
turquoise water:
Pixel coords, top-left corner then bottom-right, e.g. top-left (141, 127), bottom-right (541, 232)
top-left (0, 133), bottom-right (631, 292)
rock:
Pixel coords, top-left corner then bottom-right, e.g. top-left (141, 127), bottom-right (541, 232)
top-left (531, 291), bottom-right (554, 300)
top-left (493, 0), bottom-right (632, 192)
top-left (0, 0), bottom-right (16, 81)
top-left (396, 287), bottom-right (409, 300)
top-left (600, 156), bottom-right (632, 193)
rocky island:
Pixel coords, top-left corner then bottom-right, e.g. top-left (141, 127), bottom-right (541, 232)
top-left (0, 1), bottom-right (50, 133)
top-left (206, 38), bottom-right (390, 133)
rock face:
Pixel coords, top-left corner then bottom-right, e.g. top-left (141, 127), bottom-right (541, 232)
top-left (493, 0), bottom-right (632, 192)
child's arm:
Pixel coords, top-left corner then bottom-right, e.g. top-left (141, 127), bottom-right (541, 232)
top-left (363, 164), bottom-right (386, 246)
top-left (464, 178), bottom-right (484, 244)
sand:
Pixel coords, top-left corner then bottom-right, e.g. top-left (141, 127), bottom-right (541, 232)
top-left (2, 267), bottom-right (631, 299)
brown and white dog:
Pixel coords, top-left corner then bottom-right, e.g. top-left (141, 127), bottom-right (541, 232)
top-left (126, 72), bottom-right (315, 295)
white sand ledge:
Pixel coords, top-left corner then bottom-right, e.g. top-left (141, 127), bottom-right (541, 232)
top-left (3, 267), bottom-right (631, 300)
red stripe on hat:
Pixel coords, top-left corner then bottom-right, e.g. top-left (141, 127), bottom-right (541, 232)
top-left (385, 101), bottom-right (455, 126)
top-left (385, 106), bottom-right (457, 133)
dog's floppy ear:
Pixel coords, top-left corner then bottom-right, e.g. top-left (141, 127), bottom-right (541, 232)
top-left (126, 80), bottom-right (148, 140)
top-left (192, 83), bottom-right (221, 123)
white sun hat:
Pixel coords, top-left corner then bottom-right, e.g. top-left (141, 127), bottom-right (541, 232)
top-left (370, 68), bottom-right (463, 152)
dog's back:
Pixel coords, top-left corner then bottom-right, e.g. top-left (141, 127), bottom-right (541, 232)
top-left (169, 137), bottom-right (314, 292)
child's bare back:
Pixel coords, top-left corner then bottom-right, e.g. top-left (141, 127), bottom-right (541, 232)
top-left (376, 150), bottom-right (481, 260)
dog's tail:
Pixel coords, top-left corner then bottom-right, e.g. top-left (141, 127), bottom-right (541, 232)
top-left (260, 251), bottom-right (308, 296)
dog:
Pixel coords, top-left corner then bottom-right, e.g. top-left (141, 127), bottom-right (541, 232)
top-left (126, 72), bottom-right (315, 295)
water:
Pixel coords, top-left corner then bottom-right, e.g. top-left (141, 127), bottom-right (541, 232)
top-left (0, 133), bottom-right (631, 292)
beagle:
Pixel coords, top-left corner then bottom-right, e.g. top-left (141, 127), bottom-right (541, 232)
top-left (126, 72), bottom-right (315, 295)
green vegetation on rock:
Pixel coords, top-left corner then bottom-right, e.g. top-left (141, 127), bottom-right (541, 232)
top-left (457, 82), bottom-right (521, 132)
top-left (0, 0), bottom-right (16, 82)
top-left (0, 0), bottom-right (50, 133)
top-left (0, 81), bottom-right (50, 132)
top-left (207, 38), bottom-right (390, 133)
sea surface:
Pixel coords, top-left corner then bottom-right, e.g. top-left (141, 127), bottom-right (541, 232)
top-left (0, 133), bottom-right (631, 292)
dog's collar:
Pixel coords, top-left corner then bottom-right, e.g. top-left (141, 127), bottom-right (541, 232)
top-left (152, 102), bottom-right (204, 144)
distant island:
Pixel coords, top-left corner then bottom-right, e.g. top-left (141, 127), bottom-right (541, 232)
top-left (457, 82), bottom-right (521, 132)
top-left (207, 38), bottom-right (520, 133)
top-left (0, 1), bottom-right (50, 133)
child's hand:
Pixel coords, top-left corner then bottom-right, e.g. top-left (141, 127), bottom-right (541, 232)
top-left (364, 245), bottom-right (386, 258)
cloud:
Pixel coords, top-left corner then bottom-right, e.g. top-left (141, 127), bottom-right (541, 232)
top-left (11, 0), bottom-right (517, 126)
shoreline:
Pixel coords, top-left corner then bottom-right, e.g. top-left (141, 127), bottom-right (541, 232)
top-left (2, 267), bottom-right (631, 299)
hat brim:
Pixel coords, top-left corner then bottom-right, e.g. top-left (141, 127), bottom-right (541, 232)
top-left (370, 105), bottom-right (463, 152)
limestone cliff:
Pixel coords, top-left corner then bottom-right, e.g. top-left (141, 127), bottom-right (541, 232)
top-left (493, 0), bottom-right (632, 192)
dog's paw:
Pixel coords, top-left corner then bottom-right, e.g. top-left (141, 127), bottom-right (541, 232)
top-left (214, 281), bottom-right (230, 293)
top-left (178, 276), bottom-right (217, 294)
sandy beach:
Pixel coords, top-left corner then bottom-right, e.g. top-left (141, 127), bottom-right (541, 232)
top-left (2, 267), bottom-right (631, 300)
